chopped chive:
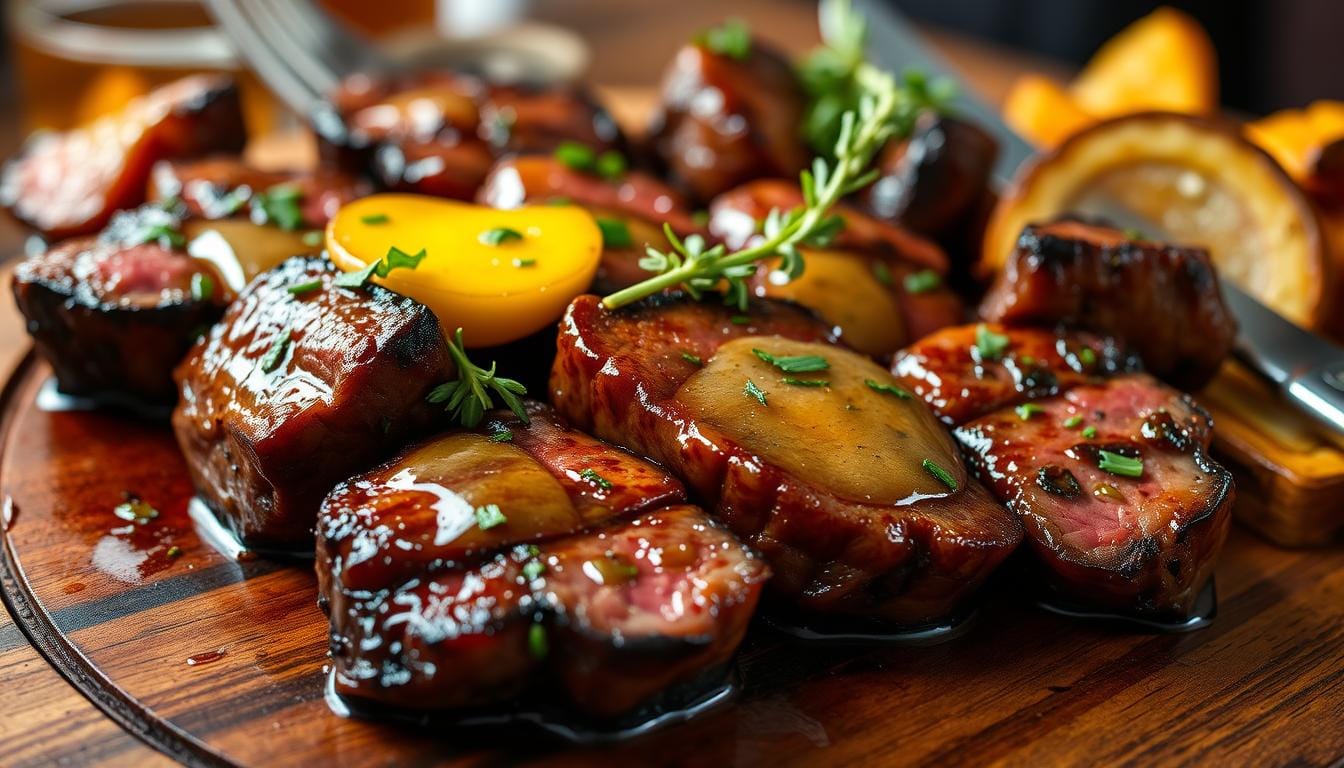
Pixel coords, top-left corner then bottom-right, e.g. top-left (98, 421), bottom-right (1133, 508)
top-left (975, 324), bottom-right (1010, 361)
top-left (191, 272), bottom-right (214, 302)
top-left (523, 559), bottom-right (545, 580)
top-left (259, 329), bottom-right (291, 373)
top-left (512, 258), bottom-right (537, 268)
top-left (251, 183), bottom-right (304, 231)
top-left (361, 213), bottom-right (390, 225)
top-left (529, 623), bottom-right (548, 659)
top-left (595, 150), bottom-right (627, 180)
top-left (1064, 415), bottom-right (1084, 428)
top-left (903, 269), bottom-right (942, 294)
top-left (579, 468), bottom-right (613, 490)
top-left (744, 379), bottom-right (768, 406)
top-left (730, 314), bottom-right (751, 325)
top-left (871, 260), bottom-right (893, 286)
top-left (287, 278), bottom-right (323, 296)
top-left (1082, 426), bottom-right (1098, 439)
top-left (1016, 403), bottom-right (1045, 420)
top-left (596, 217), bottom-right (633, 248)
top-left (681, 351), bottom-right (703, 366)
top-left (922, 459), bottom-right (959, 491)
top-left (474, 503), bottom-right (507, 530)
top-left (865, 379), bottom-right (911, 399)
top-left (1097, 450), bottom-right (1143, 478)
top-left (553, 141), bottom-right (597, 172)
top-left (782, 377), bottom-right (828, 387)
top-left (479, 227), bottom-right (524, 246)
top-left (752, 348), bottom-right (829, 373)
top-left (488, 426), bottom-right (513, 442)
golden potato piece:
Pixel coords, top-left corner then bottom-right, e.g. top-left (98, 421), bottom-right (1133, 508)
top-left (984, 113), bottom-right (1330, 328)
top-left (1248, 101), bottom-right (1344, 183)
top-left (1071, 8), bottom-right (1218, 118)
top-left (1003, 75), bottom-right (1096, 149)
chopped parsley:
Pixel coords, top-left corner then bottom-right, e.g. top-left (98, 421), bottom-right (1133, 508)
top-left (752, 348), bottom-right (829, 373)
top-left (333, 246), bottom-right (427, 289)
top-left (681, 351), bottom-right (703, 366)
top-left (553, 141), bottom-right (598, 172)
top-left (523, 559), bottom-right (546, 580)
top-left (595, 150), bottom-right (627, 180)
top-left (1097, 450), bottom-right (1143, 478)
top-left (475, 503), bottom-right (508, 530)
top-left (744, 379), bottom-right (768, 406)
top-left (191, 272), bottom-right (214, 302)
top-left (698, 18), bottom-right (751, 59)
top-left (512, 257), bottom-right (537, 268)
top-left (1016, 403), bottom-right (1045, 420)
top-left (361, 213), bottom-right (390, 225)
top-left (903, 269), bottom-right (942, 294)
top-left (488, 426), bottom-right (513, 442)
top-left (596, 217), bottom-right (633, 248)
top-left (579, 468), bottom-right (614, 490)
top-left (250, 183), bottom-right (304, 231)
top-left (1082, 426), bottom-right (1099, 439)
top-left (286, 279), bottom-right (322, 296)
top-left (783, 377), bottom-right (828, 387)
top-left (922, 459), bottom-right (959, 491)
top-left (1064, 415), bottom-right (1084, 429)
top-left (974, 324), bottom-right (1010, 361)
top-left (865, 379), bottom-right (911, 399)
top-left (259, 329), bottom-right (292, 373)
top-left (479, 227), bottom-right (524, 246)
top-left (1078, 347), bottom-right (1098, 368)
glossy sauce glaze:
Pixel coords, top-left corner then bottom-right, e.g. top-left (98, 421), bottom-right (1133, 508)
top-left (317, 403), bottom-right (766, 727)
top-left (551, 294), bottom-right (1022, 627)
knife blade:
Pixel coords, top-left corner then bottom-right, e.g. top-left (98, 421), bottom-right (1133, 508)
top-left (848, 0), bottom-right (1344, 447)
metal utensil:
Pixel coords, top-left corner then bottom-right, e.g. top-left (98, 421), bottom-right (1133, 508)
top-left (850, 0), bottom-right (1344, 447)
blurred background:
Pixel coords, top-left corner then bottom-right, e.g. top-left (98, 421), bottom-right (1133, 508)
top-left (1, 0), bottom-right (1341, 144)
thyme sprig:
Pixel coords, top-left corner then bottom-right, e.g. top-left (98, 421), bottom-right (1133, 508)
top-left (427, 328), bottom-right (529, 428)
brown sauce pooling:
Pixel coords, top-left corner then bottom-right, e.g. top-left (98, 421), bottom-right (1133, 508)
top-left (676, 337), bottom-right (963, 505)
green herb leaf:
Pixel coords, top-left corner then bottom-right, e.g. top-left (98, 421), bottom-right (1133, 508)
top-left (1078, 347), bottom-right (1098, 368)
top-left (579, 468), bottom-right (614, 490)
top-left (1097, 450), bottom-right (1143, 478)
top-left (301, 230), bottom-right (323, 248)
top-left (1016, 403), bottom-right (1045, 420)
top-left (783, 377), bottom-right (829, 387)
top-left (332, 261), bottom-right (378, 289)
top-left (529, 623), bottom-right (548, 659)
top-left (433, 328), bottom-right (531, 428)
top-left (865, 379), bottom-right (911, 399)
top-left (681, 351), bottom-right (703, 366)
top-left (596, 217), bottom-right (633, 249)
top-left (753, 348), bottom-right (830, 373)
top-left (730, 314), bottom-right (751, 325)
top-left (903, 269), bottom-right (942, 294)
top-left (744, 379), bottom-right (768, 406)
top-left (250, 183), bottom-right (304, 231)
top-left (553, 141), bottom-right (597, 172)
top-left (922, 459), bottom-right (959, 491)
top-left (698, 18), bottom-right (751, 59)
top-left (1064, 415), bottom-right (1084, 428)
top-left (871, 260), bottom-right (893, 286)
top-left (287, 278), bottom-right (322, 296)
top-left (191, 272), bottom-right (214, 302)
top-left (259, 329), bottom-right (292, 373)
top-left (361, 213), bottom-right (390, 225)
top-left (333, 246), bottom-right (427, 289)
top-left (1083, 426), bottom-right (1099, 439)
top-left (488, 426), bottom-right (513, 442)
top-left (975, 324), bottom-right (1010, 361)
top-left (595, 150), bottom-right (627, 180)
top-left (523, 559), bottom-right (546, 580)
top-left (474, 503), bottom-right (508, 530)
top-left (479, 227), bottom-right (524, 246)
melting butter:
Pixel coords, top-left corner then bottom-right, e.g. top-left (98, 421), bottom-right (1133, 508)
top-left (677, 337), bottom-right (963, 505)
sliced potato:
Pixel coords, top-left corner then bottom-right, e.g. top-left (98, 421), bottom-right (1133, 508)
top-left (984, 113), bottom-right (1330, 328)
top-left (1003, 75), bottom-right (1096, 149)
top-left (1070, 8), bottom-right (1218, 118)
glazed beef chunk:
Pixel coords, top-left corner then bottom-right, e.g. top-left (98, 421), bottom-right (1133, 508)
top-left (479, 154), bottom-right (704, 292)
top-left (709, 180), bottom-right (962, 356)
top-left (173, 256), bottom-right (452, 549)
top-left (648, 36), bottom-right (809, 203)
top-left (13, 207), bottom-right (229, 405)
top-left (1, 74), bottom-right (245, 240)
top-left (318, 404), bottom-right (766, 722)
top-left (979, 220), bottom-right (1237, 390)
top-left (550, 294), bottom-right (1022, 627)
top-left (893, 324), bottom-right (1234, 619)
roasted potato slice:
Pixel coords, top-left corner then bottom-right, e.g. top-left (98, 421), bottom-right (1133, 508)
top-left (1003, 75), bottom-right (1096, 149)
top-left (984, 113), bottom-right (1330, 328)
top-left (1070, 8), bottom-right (1217, 118)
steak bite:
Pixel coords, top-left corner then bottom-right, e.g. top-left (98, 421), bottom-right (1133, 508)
top-left (317, 404), bottom-right (766, 722)
top-left (149, 157), bottom-right (369, 227)
top-left (550, 294), bottom-right (1022, 627)
top-left (896, 324), bottom-right (1233, 620)
top-left (1, 74), bottom-right (245, 240)
top-left (173, 256), bottom-right (452, 550)
top-left (979, 219), bottom-right (1237, 390)
top-left (12, 207), bottom-right (230, 405)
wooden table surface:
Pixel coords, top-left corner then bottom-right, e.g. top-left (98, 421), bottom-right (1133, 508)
top-left (1, 4), bottom-right (1338, 767)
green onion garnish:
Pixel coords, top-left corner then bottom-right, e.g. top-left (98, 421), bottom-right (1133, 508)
top-left (975, 324), bottom-right (1010, 361)
top-left (596, 217), bottom-right (633, 248)
top-left (1064, 415), bottom-right (1084, 428)
top-left (259, 329), bottom-right (291, 373)
top-left (865, 379), bottom-right (911, 399)
top-left (191, 272), bottom-right (214, 302)
top-left (681, 351), bottom-right (703, 366)
top-left (1097, 450), bottom-right (1143, 478)
top-left (361, 213), bottom-right (390, 225)
top-left (752, 348), bottom-right (829, 373)
top-left (479, 227), bottom-right (524, 246)
top-left (287, 279), bottom-right (322, 296)
top-left (1016, 403), bottom-right (1045, 420)
top-left (474, 503), bottom-right (507, 530)
top-left (922, 459), bottom-right (958, 491)
top-left (783, 377), bottom-right (828, 387)
top-left (903, 269), bottom-right (942, 294)
top-left (553, 141), bottom-right (598, 172)
top-left (512, 258), bottom-right (537, 268)
top-left (871, 260), bottom-right (893, 286)
top-left (1082, 426), bottom-right (1098, 439)
top-left (579, 468), bottom-right (613, 490)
